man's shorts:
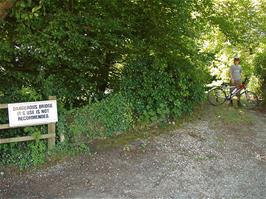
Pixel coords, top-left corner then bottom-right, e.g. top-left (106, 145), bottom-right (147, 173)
top-left (231, 80), bottom-right (241, 86)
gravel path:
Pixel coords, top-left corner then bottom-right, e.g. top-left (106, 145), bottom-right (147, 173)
top-left (1, 108), bottom-right (266, 199)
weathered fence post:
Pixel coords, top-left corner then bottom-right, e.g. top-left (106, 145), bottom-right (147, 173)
top-left (48, 96), bottom-right (56, 150)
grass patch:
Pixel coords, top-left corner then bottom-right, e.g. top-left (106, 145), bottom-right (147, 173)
top-left (90, 123), bottom-right (177, 152)
top-left (206, 104), bottom-right (255, 126)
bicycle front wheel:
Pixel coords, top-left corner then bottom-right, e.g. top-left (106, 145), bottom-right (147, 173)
top-left (240, 91), bottom-right (258, 109)
top-left (208, 87), bottom-right (226, 106)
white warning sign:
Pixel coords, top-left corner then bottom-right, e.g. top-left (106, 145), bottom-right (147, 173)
top-left (8, 100), bottom-right (58, 127)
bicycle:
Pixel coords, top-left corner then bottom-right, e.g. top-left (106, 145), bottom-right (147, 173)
top-left (208, 77), bottom-right (259, 109)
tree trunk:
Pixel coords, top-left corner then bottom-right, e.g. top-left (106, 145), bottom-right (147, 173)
top-left (96, 52), bottom-right (114, 96)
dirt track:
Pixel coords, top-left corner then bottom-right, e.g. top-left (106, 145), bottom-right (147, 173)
top-left (1, 106), bottom-right (266, 199)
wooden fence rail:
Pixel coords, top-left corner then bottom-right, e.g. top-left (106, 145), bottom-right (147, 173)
top-left (0, 96), bottom-right (56, 150)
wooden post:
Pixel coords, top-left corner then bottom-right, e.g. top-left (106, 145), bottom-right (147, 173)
top-left (48, 96), bottom-right (56, 150)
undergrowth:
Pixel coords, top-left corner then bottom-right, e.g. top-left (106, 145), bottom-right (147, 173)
top-left (1, 100), bottom-right (257, 171)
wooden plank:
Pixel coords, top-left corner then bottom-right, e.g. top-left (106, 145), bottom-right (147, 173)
top-left (0, 134), bottom-right (54, 144)
top-left (0, 124), bottom-right (9, 130)
top-left (0, 104), bottom-right (8, 109)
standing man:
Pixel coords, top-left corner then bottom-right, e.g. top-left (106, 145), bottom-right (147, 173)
top-left (230, 56), bottom-right (242, 106)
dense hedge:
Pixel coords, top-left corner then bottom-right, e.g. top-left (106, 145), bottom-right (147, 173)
top-left (121, 55), bottom-right (208, 123)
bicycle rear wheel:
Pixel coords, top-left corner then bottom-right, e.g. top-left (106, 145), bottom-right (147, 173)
top-left (240, 91), bottom-right (258, 109)
top-left (208, 87), bottom-right (226, 106)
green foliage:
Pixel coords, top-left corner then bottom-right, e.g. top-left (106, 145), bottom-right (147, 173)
top-left (121, 55), bottom-right (208, 123)
top-left (210, 0), bottom-right (262, 46)
top-left (47, 142), bottom-right (90, 159)
top-left (0, 127), bottom-right (46, 169)
top-left (59, 94), bottom-right (133, 143)
top-left (254, 49), bottom-right (266, 102)
top-left (202, 0), bottom-right (265, 97)
top-left (0, 0), bottom-right (213, 107)
top-left (254, 50), bottom-right (266, 78)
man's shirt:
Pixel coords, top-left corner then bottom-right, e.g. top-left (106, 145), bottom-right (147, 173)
top-left (230, 65), bottom-right (242, 81)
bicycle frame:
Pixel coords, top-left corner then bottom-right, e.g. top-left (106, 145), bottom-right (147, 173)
top-left (208, 77), bottom-right (258, 108)
top-left (226, 84), bottom-right (246, 100)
